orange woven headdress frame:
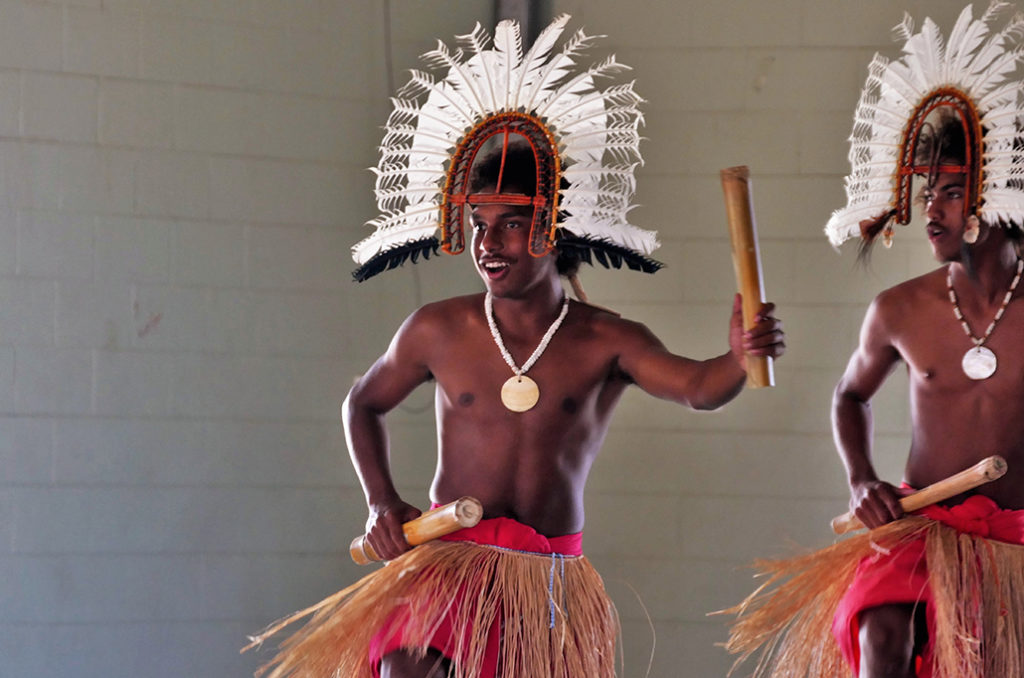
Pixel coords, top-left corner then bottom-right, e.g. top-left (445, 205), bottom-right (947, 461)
top-left (442, 112), bottom-right (560, 258)
top-left (894, 88), bottom-right (984, 225)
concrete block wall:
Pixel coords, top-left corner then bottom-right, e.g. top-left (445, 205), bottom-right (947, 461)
top-left (0, 0), bottom-right (972, 676)
top-left (0, 1), bottom-right (487, 676)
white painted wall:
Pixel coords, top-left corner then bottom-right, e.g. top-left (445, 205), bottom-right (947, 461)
top-left (0, 0), bottom-right (970, 676)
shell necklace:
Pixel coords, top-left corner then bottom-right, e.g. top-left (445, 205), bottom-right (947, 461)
top-left (947, 257), bottom-right (1023, 380)
top-left (485, 292), bottom-right (569, 412)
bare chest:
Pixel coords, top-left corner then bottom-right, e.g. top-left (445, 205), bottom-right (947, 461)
top-left (425, 320), bottom-right (629, 450)
top-left (436, 329), bottom-right (619, 414)
top-left (898, 299), bottom-right (1024, 394)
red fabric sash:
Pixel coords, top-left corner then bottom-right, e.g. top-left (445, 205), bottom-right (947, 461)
top-left (370, 514), bottom-right (583, 678)
top-left (438, 515), bottom-right (583, 555)
top-left (834, 494), bottom-right (1024, 677)
top-left (916, 494), bottom-right (1024, 542)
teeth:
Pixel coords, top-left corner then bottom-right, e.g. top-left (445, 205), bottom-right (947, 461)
top-left (483, 261), bottom-right (508, 270)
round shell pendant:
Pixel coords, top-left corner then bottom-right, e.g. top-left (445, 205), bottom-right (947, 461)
top-left (962, 345), bottom-right (997, 380)
top-left (500, 375), bottom-right (540, 412)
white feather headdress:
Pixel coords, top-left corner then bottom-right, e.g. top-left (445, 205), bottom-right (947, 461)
top-left (825, 2), bottom-right (1024, 248)
top-left (352, 14), bottom-right (659, 281)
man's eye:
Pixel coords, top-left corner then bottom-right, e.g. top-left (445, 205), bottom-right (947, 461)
top-left (473, 222), bottom-right (485, 231)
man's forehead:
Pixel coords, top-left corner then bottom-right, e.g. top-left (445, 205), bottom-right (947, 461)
top-left (913, 164), bottom-right (966, 186)
top-left (914, 169), bottom-right (966, 189)
top-left (470, 202), bottom-right (534, 218)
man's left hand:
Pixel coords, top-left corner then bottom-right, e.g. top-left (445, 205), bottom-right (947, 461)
top-left (729, 294), bottom-right (786, 369)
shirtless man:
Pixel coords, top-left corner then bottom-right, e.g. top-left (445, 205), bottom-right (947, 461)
top-left (833, 111), bottom-right (1024, 677)
top-left (350, 143), bottom-right (785, 677)
top-left (247, 16), bottom-right (784, 678)
top-left (719, 8), bottom-right (1024, 678)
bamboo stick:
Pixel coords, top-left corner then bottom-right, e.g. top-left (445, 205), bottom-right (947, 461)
top-left (831, 455), bottom-right (1007, 534)
top-left (350, 496), bottom-right (484, 564)
top-left (721, 166), bottom-right (774, 388)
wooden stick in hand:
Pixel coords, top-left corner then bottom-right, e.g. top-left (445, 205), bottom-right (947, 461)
top-left (831, 455), bottom-right (1007, 534)
top-left (720, 166), bottom-right (774, 388)
top-left (349, 496), bottom-right (484, 564)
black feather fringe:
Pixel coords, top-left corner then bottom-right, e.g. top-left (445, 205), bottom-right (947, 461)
top-left (352, 234), bottom-right (662, 282)
top-left (352, 238), bottom-right (441, 282)
top-left (556, 233), bottom-right (663, 274)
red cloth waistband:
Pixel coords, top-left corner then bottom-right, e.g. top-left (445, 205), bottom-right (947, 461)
top-left (431, 504), bottom-right (583, 556)
top-left (915, 493), bottom-right (1024, 543)
top-left (834, 492), bottom-right (1024, 677)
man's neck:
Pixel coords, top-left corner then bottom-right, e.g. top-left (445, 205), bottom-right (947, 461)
top-left (948, 235), bottom-right (1020, 304)
top-left (488, 279), bottom-right (566, 332)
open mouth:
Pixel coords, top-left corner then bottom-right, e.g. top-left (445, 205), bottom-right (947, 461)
top-left (480, 259), bottom-right (511, 278)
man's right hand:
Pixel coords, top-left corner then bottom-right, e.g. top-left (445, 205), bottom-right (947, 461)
top-left (850, 480), bottom-right (909, 529)
top-left (364, 500), bottom-right (422, 561)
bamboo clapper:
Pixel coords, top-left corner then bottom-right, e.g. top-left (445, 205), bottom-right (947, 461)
top-left (720, 165), bottom-right (774, 388)
top-left (350, 496), bottom-right (484, 564)
top-left (830, 455), bottom-right (1007, 534)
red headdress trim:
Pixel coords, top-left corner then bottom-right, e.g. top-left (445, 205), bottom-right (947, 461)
top-left (894, 87), bottom-right (983, 225)
top-left (442, 111), bottom-right (561, 258)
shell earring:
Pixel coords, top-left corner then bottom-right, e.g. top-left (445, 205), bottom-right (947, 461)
top-left (963, 215), bottom-right (980, 244)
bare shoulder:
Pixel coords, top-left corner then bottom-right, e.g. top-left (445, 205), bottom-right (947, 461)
top-left (570, 300), bottom-right (658, 345)
top-left (383, 294), bottom-right (485, 368)
top-left (869, 267), bottom-right (946, 325)
top-left (850, 268), bottom-right (949, 364)
top-left (400, 293), bottom-right (484, 336)
top-left (877, 266), bottom-right (944, 303)
top-left (567, 303), bottom-right (672, 381)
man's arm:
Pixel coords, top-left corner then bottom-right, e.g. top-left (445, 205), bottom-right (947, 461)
top-left (343, 308), bottom-right (435, 560)
top-left (832, 293), bottom-right (907, 528)
top-left (615, 294), bottom-right (785, 411)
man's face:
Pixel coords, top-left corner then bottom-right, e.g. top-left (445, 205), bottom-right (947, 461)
top-left (921, 171), bottom-right (968, 262)
top-left (469, 189), bottom-right (556, 297)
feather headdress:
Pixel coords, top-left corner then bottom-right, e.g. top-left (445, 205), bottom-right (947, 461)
top-left (825, 2), bottom-right (1024, 248)
top-left (352, 14), bottom-right (659, 281)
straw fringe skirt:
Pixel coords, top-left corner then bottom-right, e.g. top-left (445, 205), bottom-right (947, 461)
top-left (722, 517), bottom-right (1024, 678)
top-left (245, 540), bottom-right (619, 678)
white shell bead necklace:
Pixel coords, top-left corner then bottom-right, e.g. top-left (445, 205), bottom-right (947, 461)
top-left (947, 257), bottom-right (1022, 380)
top-left (485, 292), bottom-right (570, 412)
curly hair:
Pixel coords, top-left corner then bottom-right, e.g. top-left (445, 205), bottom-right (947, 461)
top-left (914, 109), bottom-right (968, 168)
top-left (468, 141), bottom-right (582, 277)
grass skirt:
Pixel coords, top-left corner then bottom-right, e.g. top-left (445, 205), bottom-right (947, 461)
top-left (722, 516), bottom-right (1024, 678)
top-left (245, 538), bottom-right (619, 678)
